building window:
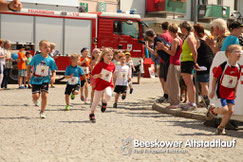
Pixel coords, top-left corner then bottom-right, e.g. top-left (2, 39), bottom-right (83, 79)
top-left (217, 0), bottom-right (223, 5)
top-left (234, 0), bottom-right (238, 10)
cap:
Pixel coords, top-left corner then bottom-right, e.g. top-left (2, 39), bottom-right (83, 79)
top-left (125, 52), bottom-right (131, 56)
top-left (229, 21), bottom-right (243, 31)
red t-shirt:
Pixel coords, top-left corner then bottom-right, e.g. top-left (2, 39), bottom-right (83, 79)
top-left (159, 30), bottom-right (173, 63)
top-left (91, 61), bottom-right (115, 91)
top-left (214, 62), bottom-right (241, 100)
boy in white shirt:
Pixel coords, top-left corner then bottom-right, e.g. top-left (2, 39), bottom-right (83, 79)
top-left (113, 54), bottom-right (131, 108)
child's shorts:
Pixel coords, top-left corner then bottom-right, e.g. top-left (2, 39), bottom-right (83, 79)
top-left (18, 69), bottom-right (27, 77)
top-left (65, 84), bottom-right (80, 95)
top-left (80, 80), bottom-right (86, 87)
top-left (32, 83), bottom-right (49, 94)
top-left (114, 85), bottom-right (127, 94)
top-left (220, 98), bottom-right (235, 107)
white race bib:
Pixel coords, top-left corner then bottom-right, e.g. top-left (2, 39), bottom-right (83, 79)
top-left (35, 65), bottom-right (49, 77)
top-left (101, 68), bottom-right (112, 83)
top-left (221, 74), bottom-right (237, 88)
top-left (118, 71), bottom-right (127, 80)
top-left (68, 77), bottom-right (79, 85)
top-left (82, 66), bottom-right (89, 75)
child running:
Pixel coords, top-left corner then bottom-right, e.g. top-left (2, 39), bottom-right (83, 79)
top-left (113, 53), bottom-right (131, 108)
top-left (25, 51), bottom-right (32, 88)
top-left (64, 53), bottom-right (85, 111)
top-left (125, 51), bottom-right (135, 94)
top-left (207, 44), bottom-right (242, 135)
top-left (79, 48), bottom-right (91, 104)
top-left (27, 40), bottom-right (57, 119)
top-left (89, 48), bottom-right (115, 122)
top-left (90, 48), bottom-right (101, 106)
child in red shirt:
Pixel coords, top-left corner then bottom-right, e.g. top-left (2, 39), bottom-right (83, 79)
top-left (89, 48), bottom-right (115, 122)
top-left (207, 45), bottom-right (242, 135)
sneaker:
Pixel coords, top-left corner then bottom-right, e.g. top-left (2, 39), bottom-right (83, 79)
top-left (24, 85), bottom-right (27, 89)
top-left (101, 102), bottom-right (107, 112)
top-left (19, 86), bottom-right (25, 89)
top-left (156, 97), bottom-right (168, 103)
top-left (33, 100), bottom-right (40, 107)
top-left (121, 94), bottom-right (126, 100)
top-left (113, 103), bottom-right (117, 108)
top-left (89, 113), bottom-right (96, 122)
top-left (65, 105), bottom-right (70, 111)
top-left (84, 98), bottom-right (88, 104)
top-left (81, 96), bottom-right (85, 101)
top-left (130, 88), bottom-right (134, 94)
top-left (205, 104), bottom-right (217, 120)
top-left (182, 103), bottom-right (197, 111)
top-left (71, 93), bottom-right (75, 100)
top-left (203, 95), bottom-right (210, 108)
top-left (28, 85), bottom-right (32, 89)
top-left (216, 127), bottom-right (226, 135)
top-left (40, 112), bottom-right (46, 119)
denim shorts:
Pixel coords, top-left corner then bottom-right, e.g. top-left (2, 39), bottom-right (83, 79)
top-left (220, 98), bottom-right (235, 107)
top-left (196, 73), bottom-right (209, 83)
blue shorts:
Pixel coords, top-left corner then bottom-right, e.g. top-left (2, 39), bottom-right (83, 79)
top-left (196, 73), bottom-right (209, 83)
top-left (220, 98), bottom-right (235, 107)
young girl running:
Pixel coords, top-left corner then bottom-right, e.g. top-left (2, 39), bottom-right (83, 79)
top-left (90, 48), bottom-right (101, 106)
top-left (89, 48), bottom-right (115, 122)
top-left (79, 48), bottom-right (91, 104)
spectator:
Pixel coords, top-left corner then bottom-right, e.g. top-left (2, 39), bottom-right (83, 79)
top-left (157, 23), bottom-right (183, 108)
top-left (179, 21), bottom-right (199, 110)
top-left (221, 21), bottom-right (243, 51)
top-left (50, 42), bottom-right (56, 88)
top-left (17, 45), bottom-right (27, 89)
top-left (0, 0), bottom-right (22, 12)
top-left (0, 39), bottom-right (5, 90)
top-left (145, 29), bottom-right (170, 103)
top-left (1, 40), bottom-right (13, 89)
top-left (206, 18), bottom-right (228, 54)
top-left (193, 24), bottom-right (214, 107)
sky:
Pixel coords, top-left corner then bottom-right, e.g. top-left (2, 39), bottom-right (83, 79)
top-left (6, 0), bottom-right (79, 6)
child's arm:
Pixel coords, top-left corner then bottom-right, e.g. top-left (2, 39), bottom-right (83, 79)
top-left (51, 71), bottom-right (56, 84)
top-left (64, 73), bottom-right (74, 79)
top-left (209, 77), bottom-right (217, 99)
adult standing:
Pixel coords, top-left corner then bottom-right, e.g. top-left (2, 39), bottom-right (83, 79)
top-left (157, 23), bottom-right (183, 108)
top-left (0, 0), bottom-right (22, 12)
top-left (179, 21), bottom-right (199, 110)
top-left (193, 24), bottom-right (214, 106)
top-left (0, 39), bottom-right (5, 90)
top-left (1, 40), bottom-right (13, 89)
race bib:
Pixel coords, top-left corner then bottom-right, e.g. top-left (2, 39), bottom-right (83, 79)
top-left (221, 74), bottom-right (238, 88)
top-left (119, 71), bottom-right (127, 80)
top-left (101, 68), bottom-right (112, 83)
top-left (68, 77), bottom-right (79, 85)
top-left (82, 66), bottom-right (89, 75)
top-left (35, 65), bottom-right (49, 77)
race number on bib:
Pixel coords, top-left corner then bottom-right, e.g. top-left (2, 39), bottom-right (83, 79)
top-left (82, 66), bottom-right (89, 75)
top-left (68, 77), bottom-right (79, 85)
top-left (101, 69), bottom-right (112, 83)
top-left (221, 75), bottom-right (237, 88)
top-left (119, 72), bottom-right (127, 80)
top-left (35, 65), bottom-right (49, 77)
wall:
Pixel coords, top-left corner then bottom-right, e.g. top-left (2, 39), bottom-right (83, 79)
top-left (79, 0), bottom-right (119, 12)
top-left (120, 0), bottom-right (146, 18)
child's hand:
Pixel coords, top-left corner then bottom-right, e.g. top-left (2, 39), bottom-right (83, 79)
top-left (128, 77), bottom-right (131, 81)
top-left (70, 73), bottom-right (74, 78)
top-left (93, 73), bottom-right (102, 79)
top-left (209, 91), bottom-right (215, 99)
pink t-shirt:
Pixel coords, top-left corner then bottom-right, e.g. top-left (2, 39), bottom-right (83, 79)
top-left (159, 30), bottom-right (173, 63)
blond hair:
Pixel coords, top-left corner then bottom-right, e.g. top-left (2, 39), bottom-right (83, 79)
top-left (168, 23), bottom-right (178, 34)
top-left (225, 44), bottom-right (242, 57)
top-left (70, 53), bottom-right (80, 60)
top-left (98, 48), bottom-right (113, 63)
top-left (39, 40), bottom-right (49, 47)
top-left (50, 42), bottom-right (56, 49)
top-left (212, 18), bottom-right (227, 31)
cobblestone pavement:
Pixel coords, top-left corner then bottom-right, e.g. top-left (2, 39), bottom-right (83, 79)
top-left (0, 78), bottom-right (242, 162)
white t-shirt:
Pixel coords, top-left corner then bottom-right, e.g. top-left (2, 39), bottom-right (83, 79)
top-left (115, 65), bottom-right (131, 86)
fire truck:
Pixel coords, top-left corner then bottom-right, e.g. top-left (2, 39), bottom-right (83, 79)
top-left (0, 8), bottom-right (146, 82)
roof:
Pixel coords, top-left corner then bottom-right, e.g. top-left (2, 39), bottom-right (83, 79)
top-left (6, 0), bottom-right (79, 7)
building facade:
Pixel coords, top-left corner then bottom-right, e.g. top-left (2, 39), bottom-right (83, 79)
top-left (79, 0), bottom-right (119, 12)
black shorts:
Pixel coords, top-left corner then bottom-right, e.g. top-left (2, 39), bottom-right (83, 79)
top-left (159, 60), bottom-right (170, 81)
top-left (32, 83), bottom-right (49, 94)
top-left (181, 61), bottom-right (195, 74)
top-left (80, 80), bottom-right (86, 87)
top-left (65, 84), bottom-right (80, 95)
top-left (114, 85), bottom-right (127, 94)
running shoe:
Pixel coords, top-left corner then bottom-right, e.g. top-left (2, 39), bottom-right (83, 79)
top-left (19, 86), bottom-right (25, 89)
top-left (84, 98), bottom-right (88, 104)
top-left (121, 94), bottom-right (126, 100)
top-left (40, 111), bottom-right (46, 119)
top-left (65, 105), bottom-right (70, 111)
top-left (81, 96), bottom-right (84, 101)
top-left (216, 127), bottom-right (226, 135)
top-left (205, 104), bottom-right (217, 120)
top-left (101, 102), bottom-right (107, 112)
top-left (71, 93), bottom-right (75, 100)
top-left (113, 103), bottom-right (117, 108)
top-left (89, 113), bottom-right (96, 122)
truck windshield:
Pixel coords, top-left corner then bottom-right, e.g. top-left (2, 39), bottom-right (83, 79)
top-left (114, 21), bottom-right (140, 39)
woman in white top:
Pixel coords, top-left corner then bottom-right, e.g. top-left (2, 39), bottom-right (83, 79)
top-left (1, 40), bottom-right (12, 89)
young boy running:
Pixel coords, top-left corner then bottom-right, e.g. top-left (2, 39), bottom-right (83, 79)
top-left (27, 40), bottom-right (57, 119)
top-left (113, 54), bottom-right (131, 108)
top-left (207, 44), bottom-right (242, 135)
top-left (64, 54), bottom-right (85, 111)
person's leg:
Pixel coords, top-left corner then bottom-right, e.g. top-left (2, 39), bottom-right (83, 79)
top-left (41, 91), bottom-right (48, 112)
top-left (23, 76), bottom-right (27, 87)
top-left (137, 72), bottom-right (141, 84)
top-left (199, 82), bottom-right (209, 96)
top-left (91, 90), bottom-right (104, 113)
top-left (182, 73), bottom-right (195, 104)
top-left (85, 82), bottom-right (89, 99)
top-left (65, 94), bottom-right (70, 106)
top-left (5, 69), bottom-right (11, 88)
top-left (91, 88), bottom-right (95, 103)
top-left (18, 74), bottom-right (22, 87)
top-left (115, 93), bottom-right (120, 104)
top-left (218, 103), bottom-right (234, 128)
top-left (103, 87), bottom-right (112, 103)
top-left (1, 67), bottom-right (6, 88)
top-left (32, 93), bottom-right (40, 102)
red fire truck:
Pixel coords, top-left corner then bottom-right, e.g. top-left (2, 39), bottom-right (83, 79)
top-left (0, 8), bottom-right (146, 82)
